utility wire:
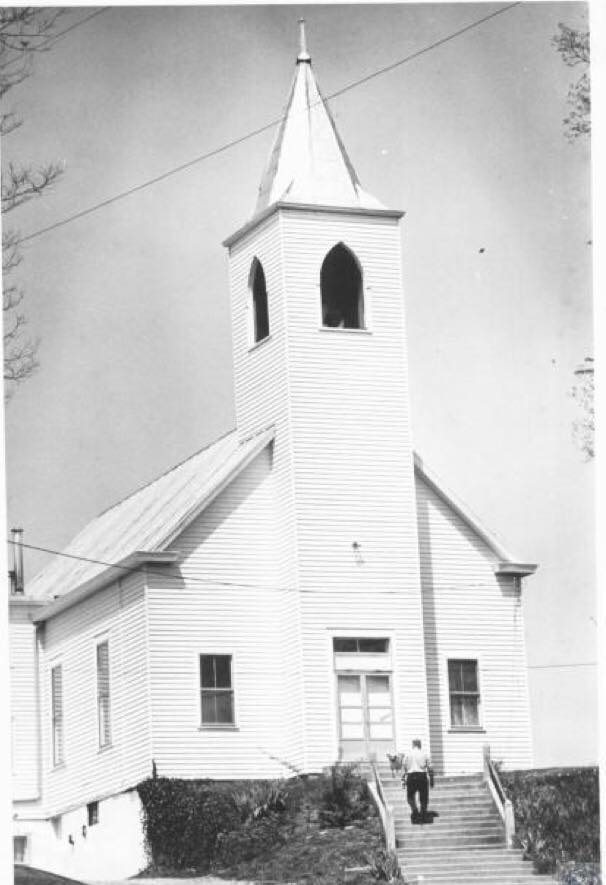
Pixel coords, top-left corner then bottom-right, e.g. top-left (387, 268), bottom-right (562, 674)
top-left (1, 8), bottom-right (108, 69)
top-left (38, 8), bottom-right (108, 50)
top-left (8, 538), bottom-right (415, 596)
top-left (16, 1), bottom-right (521, 247)
top-left (9, 539), bottom-right (596, 668)
top-left (5, 537), bottom-right (494, 598)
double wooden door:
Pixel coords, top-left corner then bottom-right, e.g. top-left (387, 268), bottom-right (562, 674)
top-left (336, 672), bottom-right (394, 761)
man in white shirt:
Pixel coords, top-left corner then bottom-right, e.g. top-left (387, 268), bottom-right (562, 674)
top-left (402, 738), bottom-right (433, 822)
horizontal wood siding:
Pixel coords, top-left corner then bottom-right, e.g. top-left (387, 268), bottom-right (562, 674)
top-left (10, 608), bottom-right (40, 800)
top-left (39, 573), bottom-right (150, 813)
top-left (415, 472), bottom-right (533, 774)
top-left (281, 209), bottom-right (428, 769)
top-left (151, 449), bottom-right (303, 777)
top-left (228, 217), bottom-right (304, 768)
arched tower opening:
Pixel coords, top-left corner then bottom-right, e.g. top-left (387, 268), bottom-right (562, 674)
top-left (249, 258), bottom-right (270, 344)
top-left (320, 244), bottom-right (364, 329)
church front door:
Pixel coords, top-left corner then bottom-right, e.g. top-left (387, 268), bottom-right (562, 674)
top-left (337, 672), bottom-right (395, 761)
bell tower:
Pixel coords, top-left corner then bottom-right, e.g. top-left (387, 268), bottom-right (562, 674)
top-left (224, 22), bottom-right (429, 770)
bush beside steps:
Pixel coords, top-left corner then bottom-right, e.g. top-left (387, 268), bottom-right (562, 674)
top-left (137, 764), bottom-right (403, 883)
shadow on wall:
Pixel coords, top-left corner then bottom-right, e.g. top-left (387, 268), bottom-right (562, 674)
top-left (415, 489), bottom-right (445, 774)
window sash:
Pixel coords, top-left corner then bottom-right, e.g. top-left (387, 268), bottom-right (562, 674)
top-left (96, 641), bottom-right (111, 748)
top-left (448, 660), bottom-right (480, 727)
top-left (200, 655), bottom-right (234, 725)
top-left (51, 665), bottom-right (64, 766)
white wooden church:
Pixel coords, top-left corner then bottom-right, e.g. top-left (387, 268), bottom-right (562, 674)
top-left (9, 25), bottom-right (536, 880)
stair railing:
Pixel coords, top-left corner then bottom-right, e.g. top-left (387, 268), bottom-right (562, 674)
top-left (483, 744), bottom-right (515, 848)
top-left (368, 759), bottom-right (396, 852)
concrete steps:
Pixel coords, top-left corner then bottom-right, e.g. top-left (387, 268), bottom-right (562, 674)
top-left (375, 767), bottom-right (554, 884)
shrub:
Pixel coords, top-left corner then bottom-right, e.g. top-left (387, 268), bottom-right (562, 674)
top-left (137, 777), bottom-right (240, 870)
top-left (559, 864), bottom-right (602, 885)
top-left (367, 847), bottom-right (404, 881)
top-left (231, 781), bottom-right (289, 823)
top-left (216, 812), bottom-right (291, 865)
top-left (500, 768), bottom-right (600, 875)
top-left (319, 764), bottom-right (372, 828)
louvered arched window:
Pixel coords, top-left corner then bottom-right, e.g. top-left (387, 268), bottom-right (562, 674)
top-left (320, 243), bottom-right (364, 329)
top-left (249, 258), bottom-right (269, 344)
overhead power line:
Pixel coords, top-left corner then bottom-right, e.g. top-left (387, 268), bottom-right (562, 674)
top-left (8, 538), bottom-right (420, 596)
top-left (17, 1), bottom-right (521, 247)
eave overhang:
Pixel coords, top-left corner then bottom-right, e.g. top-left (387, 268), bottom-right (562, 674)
top-left (494, 562), bottom-right (538, 578)
top-left (223, 201), bottom-right (404, 250)
top-left (413, 452), bottom-right (538, 579)
top-left (32, 551), bottom-right (180, 624)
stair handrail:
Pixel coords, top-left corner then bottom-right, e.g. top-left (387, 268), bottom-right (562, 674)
top-left (483, 744), bottom-right (515, 848)
top-left (368, 759), bottom-right (396, 852)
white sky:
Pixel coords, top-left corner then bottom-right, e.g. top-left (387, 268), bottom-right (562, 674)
top-left (1, 2), bottom-right (596, 769)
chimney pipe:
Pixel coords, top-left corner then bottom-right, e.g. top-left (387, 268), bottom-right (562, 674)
top-left (11, 528), bottom-right (24, 594)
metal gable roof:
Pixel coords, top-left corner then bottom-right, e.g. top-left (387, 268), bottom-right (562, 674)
top-left (27, 427), bottom-right (275, 601)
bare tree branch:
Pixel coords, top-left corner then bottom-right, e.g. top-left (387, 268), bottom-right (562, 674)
top-left (1, 8), bottom-right (66, 397)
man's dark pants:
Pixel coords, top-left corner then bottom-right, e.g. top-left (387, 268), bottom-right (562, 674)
top-left (406, 772), bottom-right (428, 815)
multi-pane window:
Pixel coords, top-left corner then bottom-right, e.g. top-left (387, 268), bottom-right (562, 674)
top-left (448, 659), bottom-right (481, 727)
top-left (333, 638), bottom-right (389, 653)
top-left (96, 641), bottom-right (111, 748)
top-left (200, 654), bottom-right (234, 725)
top-left (51, 664), bottom-right (64, 766)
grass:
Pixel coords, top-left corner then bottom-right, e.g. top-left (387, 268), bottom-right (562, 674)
top-left (215, 816), bottom-right (384, 884)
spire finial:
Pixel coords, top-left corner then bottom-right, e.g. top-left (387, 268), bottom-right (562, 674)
top-left (297, 18), bottom-right (311, 63)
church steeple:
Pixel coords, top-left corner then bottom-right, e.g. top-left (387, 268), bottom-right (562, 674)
top-left (254, 20), bottom-right (384, 214)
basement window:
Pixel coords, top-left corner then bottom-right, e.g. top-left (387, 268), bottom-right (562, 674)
top-left (249, 258), bottom-right (270, 345)
top-left (200, 654), bottom-right (235, 726)
top-left (321, 243), bottom-right (364, 329)
top-left (13, 836), bottom-right (27, 864)
top-left (448, 659), bottom-right (481, 728)
top-left (87, 801), bottom-right (99, 827)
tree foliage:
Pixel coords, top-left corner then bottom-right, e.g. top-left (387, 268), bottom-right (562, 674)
top-left (1, 8), bottom-right (64, 396)
top-left (571, 359), bottom-right (594, 460)
top-left (552, 23), bottom-right (590, 140)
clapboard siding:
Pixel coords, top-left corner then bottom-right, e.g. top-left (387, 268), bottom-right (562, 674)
top-left (415, 472), bottom-right (533, 774)
top-left (150, 446), bottom-right (304, 777)
top-left (282, 209), bottom-right (428, 769)
top-left (227, 206), bottom-right (429, 771)
top-left (40, 572), bottom-right (150, 813)
top-left (10, 607), bottom-right (40, 800)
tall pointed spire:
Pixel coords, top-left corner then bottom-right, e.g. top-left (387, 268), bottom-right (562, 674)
top-left (254, 21), bottom-right (384, 214)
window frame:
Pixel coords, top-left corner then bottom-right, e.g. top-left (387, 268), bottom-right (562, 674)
top-left (199, 653), bottom-right (236, 729)
top-left (447, 658), bottom-right (483, 731)
top-left (87, 801), bottom-right (99, 827)
top-left (96, 638), bottom-right (111, 750)
top-left (51, 663), bottom-right (64, 768)
top-left (248, 258), bottom-right (270, 347)
top-left (319, 242), bottom-right (367, 331)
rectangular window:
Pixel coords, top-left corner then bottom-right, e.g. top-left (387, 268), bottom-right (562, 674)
top-left (51, 664), bottom-right (64, 766)
top-left (200, 655), bottom-right (234, 726)
top-left (96, 640), bottom-right (111, 748)
top-left (448, 659), bottom-right (480, 728)
top-left (87, 801), bottom-right (99, 827)
top-left (13, 836), bottom-right (27, 864)
top-left (333, 638), bottom-right (389, 653)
